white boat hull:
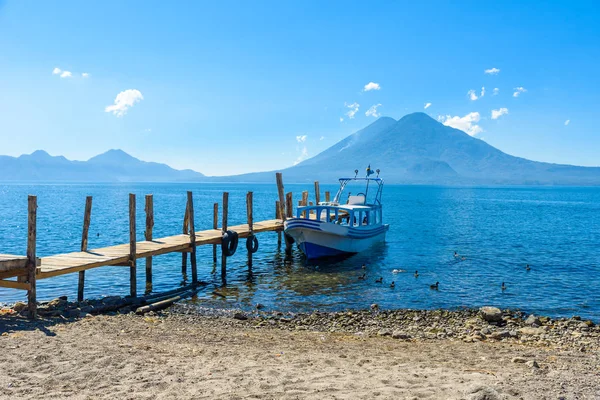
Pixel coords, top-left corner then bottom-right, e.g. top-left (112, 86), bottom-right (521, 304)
top-left (284, 218), bottom-right (389, 259)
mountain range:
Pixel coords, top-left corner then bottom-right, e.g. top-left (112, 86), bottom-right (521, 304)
top-left (0, 149), bottom-right (204, 182)
top-left (2, 112), bottom-right (599, 185)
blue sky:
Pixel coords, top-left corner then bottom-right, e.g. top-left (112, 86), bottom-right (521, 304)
top-left (0, 1), bottom-right (599, 176)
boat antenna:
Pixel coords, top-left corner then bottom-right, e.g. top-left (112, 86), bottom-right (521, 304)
top-left (354, 169), bottom-right (358, 178)
top-left (376, 169), bottom-right (380, 177)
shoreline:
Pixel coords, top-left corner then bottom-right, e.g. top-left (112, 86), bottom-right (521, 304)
top-left (0, 303), bottom-right (599, 399)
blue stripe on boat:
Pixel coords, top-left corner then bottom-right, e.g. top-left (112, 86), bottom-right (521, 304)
top-left (299, 242), bottom-right (353, 259)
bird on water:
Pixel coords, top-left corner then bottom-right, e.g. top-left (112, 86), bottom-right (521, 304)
top-left (501, 282), bottom-right (506, 291)
top-left (430, 282), bottom-right (439, 290)
top-left (375, 277), bottom-right (383, 283)
top-left (414, 270), bottom-right (419, 278)
top-left (454, 251), bottom-right (459, 258)
top-left (390, 281), bottom-right (395, 288)
top-left (358, 273), bottom-right (366, 281)
top-left (526, 264), bottom-right (531, 271)
top-left (361, 264), bottom-right (367, 270)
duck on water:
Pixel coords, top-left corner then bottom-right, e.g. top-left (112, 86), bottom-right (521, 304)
top-left (283, 166), bottom-right (390, 260)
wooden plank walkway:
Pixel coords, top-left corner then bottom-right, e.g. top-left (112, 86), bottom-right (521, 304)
top-left (34, 219), bottom-right (282, 279)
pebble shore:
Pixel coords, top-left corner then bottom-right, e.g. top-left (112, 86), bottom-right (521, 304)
top-left (3, 296), bottom-right (599, 353)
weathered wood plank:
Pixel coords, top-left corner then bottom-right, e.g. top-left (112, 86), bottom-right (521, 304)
top-left (129, 193), bottom-right (137, 298)
top-left (145, 194), bottom-right (154, 292)
top-left (78, 196), bottom-right (93, 302)
top-left (187, 191), bottom-right (197, 286)
top-left (0, 280), bottom-right (30, 290)
top-left (27, 195), bottom-right (37, 318)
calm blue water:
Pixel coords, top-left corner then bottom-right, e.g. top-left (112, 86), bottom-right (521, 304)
top-left (1, 183), bottom-right (599, 321)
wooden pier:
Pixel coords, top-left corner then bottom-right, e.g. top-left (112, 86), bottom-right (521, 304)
top-left (0, 173), bottom-right (332, 318)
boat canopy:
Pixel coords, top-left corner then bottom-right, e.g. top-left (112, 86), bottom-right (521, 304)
top-left (333, 168), bottom-right (384, 206)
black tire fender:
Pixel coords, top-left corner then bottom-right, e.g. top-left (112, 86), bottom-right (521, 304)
top-left (246, 234), bottom-right (259, 254)
top-left (222, 230), bottom-right (239, 257)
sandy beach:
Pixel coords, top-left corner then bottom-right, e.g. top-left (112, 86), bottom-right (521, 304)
top-left (1, 306), bottom-right (599, 400)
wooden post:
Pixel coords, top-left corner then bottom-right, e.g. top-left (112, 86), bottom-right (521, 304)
top-left (325, 191), bottom-right (331, 202)
top-left (187, 191), bottom-right (198, 286)
top-left (286, 192), bottom-right (293, 218)
top-left (129, 193), bottom-right (137, 298)
top-left (276, 201), bottom-right (282, 248)
top-left (246, 191), bottom-right (253, 268)
top-left (314, 181), bottom-right (320, 204)
top-left (144, 195), bottom-right (154, 293)
top-left (221, 192), bottom-right (229, 276)
top-left (213, 202), bottom-right (218, 263)
top-left (285, 192), bottom-right (293, 254)
top-left (78, 196), bottom-right (92, 302)
top-left (181, 201), bottom-right (189, 275)
top-left (27, 195), bottom-right (37, 319)
top-left (276, 172), bottom-right (286, 221)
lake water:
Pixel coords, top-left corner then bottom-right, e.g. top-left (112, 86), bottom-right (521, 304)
top-left (1, 182), bottom-right (599, 321)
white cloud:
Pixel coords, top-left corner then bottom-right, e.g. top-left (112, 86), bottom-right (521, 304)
top-left (60, 71), bottom-right (72, 78)
top-left (480, 87), bottom-right (486, 97)
top-left (296, 135), bottom-right (307, 143)
top-left (513, 87), bottom-right (527, 97)
top-left (565, 119), bottom-right (570, 126)
top-left (365, 103), bottom-right (382, 118)
top-left (424, 102), bottom-right (432, 109)
top-left (363, 82), bottom-right (381, 91)
top-left (345, 102), bottom-right (359, 119)
top-left (491, 107), bottom-right (509, 120)
top-left (294, 146), bottom-right (308, 165)
top-left (339, 117), bottom-right (344, 122)
top-left (320, 136), bottom-right (325, 141)
top-left (493, 87), bottom-right (499, 96)
top-left (441, 112), bottom-right (483, 136)
top-left (52, 67), bottom-right (62, 75)
top-left (484, 67), bottom-right (500, 75)
top-left (105, 89), bottom-right (144, 117)
top-left (436, 115), bottom-right (445, 122)
top-left (468, 89), bottom-right (478, 101)
top-left (82, 72), bottom-right (90, 78)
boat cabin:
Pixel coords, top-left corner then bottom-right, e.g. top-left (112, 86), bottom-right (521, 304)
top-left (295, 175), bottom-right (384, 228)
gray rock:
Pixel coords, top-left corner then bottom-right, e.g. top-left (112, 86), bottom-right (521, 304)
top-left (525, 314), bottom-right (541, 326)
top-left (479, 307), bottom-right (502, 322)
top-left (511, 357), bottom-right (527, 363)
top-left (233, 312), bottom-right (248, 320)
top-left (481, 327), bottom-right (491, 335)
top-left (526, 360), bottom-right (540, 368)
top-left (519, 327), bottom-right (545, 336)
top-left (391, 331), bottom-right (411, 340)
top-left (490, 330), bottom-right (511, 339)
top-left (377, 329), bottom-right (392, 337)
top-left (12, 301), bottom-right (27, 312)
top-left (467, 385), bottom-right (502, 400)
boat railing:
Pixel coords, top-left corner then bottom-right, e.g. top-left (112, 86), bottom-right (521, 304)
top-left (295, 204), bottom-right (383, 227)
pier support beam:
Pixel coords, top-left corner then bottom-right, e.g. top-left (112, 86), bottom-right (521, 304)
top-left (246, 191), bottom-right (253, 268)
top-left (285, 192), bottom-right (293, 255)
top-left (275, 201), bottom-right (282, 248)
top-left (213, 203), bottom-right (218, 263)
top-left (27, 195), bottom-right (37, 319)
top-left (187, 191), bottom-right (198, 286)
top-left (325, 191), bottom-right (330, 202)
top-left (221, 192), bottom-right (229, 277)
top-left (78, 196), bottom-right (92, 302)
top-left (314, 181), bottom-right (320, 205)
top-left (129, 194), bottom-right (137, 298)
top-left (145, 195), bottom-right (154, 293)
top-left (181, 202), bottom-right (189, 276)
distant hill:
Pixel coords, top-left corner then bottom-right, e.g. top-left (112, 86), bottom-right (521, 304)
top-left (0, 149), bottom-right (205, 182)
top-left (219, 112), bottom-right (600, 185)
top-left (4, 113), bottom-right (600, 185)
